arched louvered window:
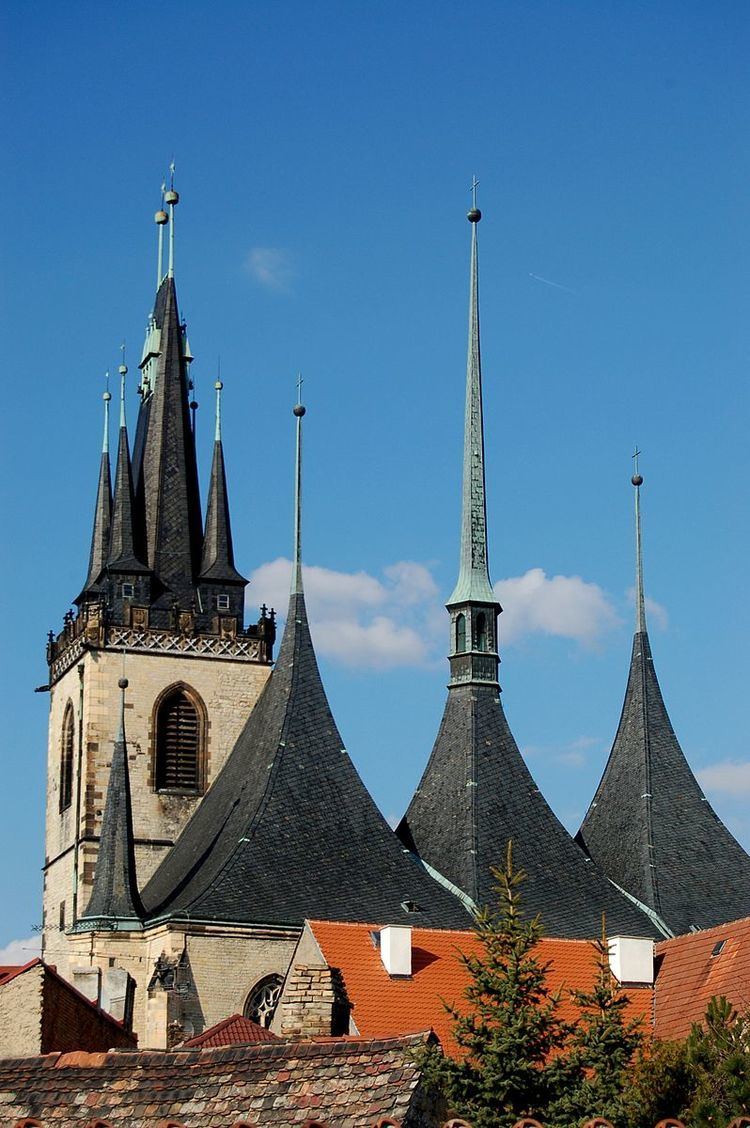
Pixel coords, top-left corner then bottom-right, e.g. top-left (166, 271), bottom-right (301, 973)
top-left (59, 702), bottom-right (74, 812)
top-left (154, 686), bottom-right (204, 793)
top-left (476, 612), bottom-right (488, 652)
top-left (455, 613), bottom-right (466, 653)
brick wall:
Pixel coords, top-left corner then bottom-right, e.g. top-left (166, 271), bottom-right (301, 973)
top-left (277, 964), bottom-right (340, 1037)
top-left (40, 966), bottom-right (135, 1053)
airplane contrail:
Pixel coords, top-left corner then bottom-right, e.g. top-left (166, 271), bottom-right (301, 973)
top-left (528, 272), bottom-right (577, 295)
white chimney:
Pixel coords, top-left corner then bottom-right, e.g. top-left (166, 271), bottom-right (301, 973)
top-left (379, 925), bottom-right (412, 977)
top-left (608, 936), bottom-right (655, 985)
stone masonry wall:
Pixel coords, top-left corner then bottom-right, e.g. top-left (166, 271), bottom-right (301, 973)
top-left (277, 964), bottom-right (339, 1038)
top-left (0, 964), bottom-right (43, 1058)
top-left (43, 647), bottom-right (270, 958)
top-left (64, 922), bottom-right (299, 1049)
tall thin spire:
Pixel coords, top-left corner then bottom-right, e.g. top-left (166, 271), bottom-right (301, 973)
top-left (166, 161), bottom-right (178, 278)
top-left (292, 374), bottom-right (305, 596)
top-left (155, 181), bottom-right (168, 288)
top-left (77, 677), bottom-right (144, 930)
top-left (76, 377), bottom-right (113, 602)
top-left (107, 358), bottom-right (148, 578)
top-left (448, 178), bottom-right (496, 607)
top-left (102, 371), bottom-right (111, 453)
top-left (199, 378), bottom-right (246, 588)
top-left (632, 448), bottom-right (647, 634)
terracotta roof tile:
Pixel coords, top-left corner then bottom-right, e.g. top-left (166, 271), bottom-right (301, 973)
top-left (308, 920), bottom-right (652, 1054)
top-left (181, 1015), bottom-right (279, 1048)
top-left (654, 915), bottom-right (750, 1040)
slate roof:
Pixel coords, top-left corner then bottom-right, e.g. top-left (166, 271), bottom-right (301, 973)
top-left (398, 683), bottom-right (662, 939)
top-left (107, 422), bottom-right (149, 575)
top-left (137, 276), bottom-right (204, 606)
top-left (77, 689), bottom-right (144, 929)
top-left (654, 915), bottom-right (750, 1040)
top-left (141, 588), bottom-right (470, 929)
top-left (199, 436), bottom-right (246, 585)
top-left (76, 446), bottom-right (111, 603)
top-left (306, 919), bottom-right (653, 1055)
top-left (0, 1033), bottom-right (434, 1126)
top-left (577, 630), bottom-right (750, 936)
top-left (181, 1013), bottom-right (279, 1047)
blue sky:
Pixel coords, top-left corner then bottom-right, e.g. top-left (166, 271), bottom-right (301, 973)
top-left (1, 0), bottom-right (748, 954)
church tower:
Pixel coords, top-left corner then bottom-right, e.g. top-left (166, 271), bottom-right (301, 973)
top-left (397, 191), bottom-right (663, 939)
top-left (42, 178), bottom-right (275, 963)
top-left (576, 462), bottom-right (750, 935)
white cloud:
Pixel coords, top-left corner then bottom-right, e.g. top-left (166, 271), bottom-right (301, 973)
top-left (0, 935), bottom-right (41, 965)
top-left (247, 558), bottom-right (438, 670)
top-left (244, 247), bottom-right (295, 292)
top-left (495, 568), bottom-right (620, 646)
top-left (696, 761), bottom-right (750, 797)
top-left (522, 735), bottom-right (601, 769)
top-left (248, 559), bottom-right (623, 668)
top-left (626, 586), bottom-right (669, 629)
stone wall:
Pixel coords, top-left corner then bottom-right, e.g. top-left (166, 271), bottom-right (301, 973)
top-left (64, 921), bottom-right (300, 1049)
top-left (43, 646), bottom-right (271, 957)
top-left (0, 964), bottom-right (43, 1058)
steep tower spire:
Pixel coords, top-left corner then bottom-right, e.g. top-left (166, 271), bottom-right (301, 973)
top-left (577, 463), bottom-right (750, 934)
top-left (199, 379), bottom-right (246, 611)
top-left (632, 448), bottom-right (647, 633)
top-left (155, 181), bottom-right (168, 289)
top-left (397, 195), bottom-right (662, 939)
top-left (106, 361), bottom-right (149, 601)
top-left (141, 397), bottom-right (468, 931)
top-left (292, 374), bottom-right (305, 596)
top-left (166, 161), bottom-right (177, 279)
top-left (446, 182), bottom-right (502, 688)
top-left (134, 174), bottom-right (204, 615)
top-left (76, 376), bottom-right (113, 603)
top-left (77, 677), bottom-right (144, 929)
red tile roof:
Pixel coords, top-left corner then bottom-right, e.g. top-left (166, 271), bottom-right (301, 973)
top-left (0, 1033), bottom-right (431, 1127)
top-left (655, 915), bottom-right (750, 1040)
top-left (308, 920), bottom-right (652, 1054)
top-left (181, 1013), bottom-right (279, 1047)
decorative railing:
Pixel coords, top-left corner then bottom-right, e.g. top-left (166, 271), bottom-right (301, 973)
top-left (47, 604), bottom-right (275, 684)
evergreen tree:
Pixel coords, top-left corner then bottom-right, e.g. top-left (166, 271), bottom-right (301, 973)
top-left (416, 843), bottom-right (570, 1128)
top-left (547, 918), bottom-right (644, 1127)
top-left (686, 995), bottom-right (750, 1126)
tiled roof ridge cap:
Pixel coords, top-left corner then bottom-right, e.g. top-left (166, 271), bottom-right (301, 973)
top-left (0, 959), bottom-right (131, 1035)
top-left (657, 914), bottom-right (750, 950)
top-left (7, 1031), bottom-right (433, 1070)
top-left (308, 918), bottom-right (614, 946)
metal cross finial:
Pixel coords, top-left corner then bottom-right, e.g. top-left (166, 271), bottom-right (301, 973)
top-left (296, 372), bottom-right (304, 404)
top-left (471, 175), bottom-right (479, 209)
top-left (169, 160), bottom-right (176, 186)
top-left (632, 446), bottom-right (642, 476)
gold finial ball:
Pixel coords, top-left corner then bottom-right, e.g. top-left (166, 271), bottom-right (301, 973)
top-left (164, 189), bottom-right (179, 206)
top-left (103, 391), bottom-right (112, 402)
top-left (632, 474), bottom-right (643, 487)
top-left (215, 380), bottom-right (223, 391)
top-left (118, 364), bottom-right (128, 375)
top-left (118, 676), bottom-right (128, 690)
top-left (293, 403), bottom-right (306, 417)
top-left (155, 209), bottom-right (169, 225)
top-left (467, 208), bottom-right (482, 223)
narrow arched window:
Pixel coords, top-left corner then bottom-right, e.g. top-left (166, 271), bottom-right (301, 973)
top-left (455, 613), bottom-right (466, 653)
top-left (59, 702), bottom-right (74, 812)
top-left (476, 612), bottom-right (488, 652)
top-left (154, 687), bottom-right (203, 792)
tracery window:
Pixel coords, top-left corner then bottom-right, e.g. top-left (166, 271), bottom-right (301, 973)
top-left (243, 973), bottom-right (283, 1028)
top-left (59, 701), bottom-right (74, 812)
top-left (153, 685), bottom-right (204, 793)
top-left (455, 613), bottom-right (466, 653)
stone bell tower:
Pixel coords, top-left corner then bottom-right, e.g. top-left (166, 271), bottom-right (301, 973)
top-left (42, 176), bottom-right (275, 965)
